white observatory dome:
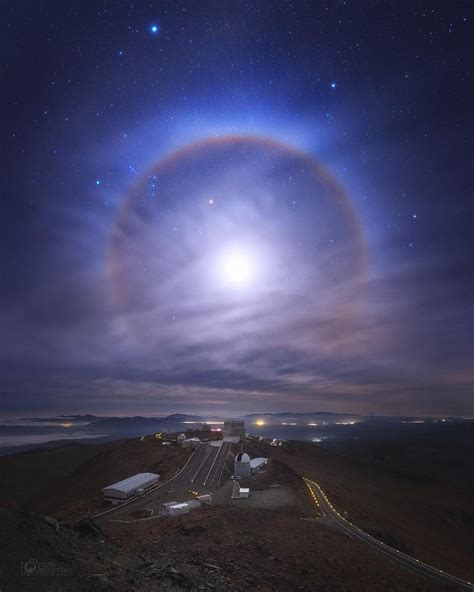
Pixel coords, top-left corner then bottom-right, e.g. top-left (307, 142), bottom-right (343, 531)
top-left (236, 452), bottom-right (250, 463)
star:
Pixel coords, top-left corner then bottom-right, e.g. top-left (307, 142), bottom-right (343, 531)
top-left (208, 198), bottom-right (214, 204)
top-left (330, 82), bottom-right (336, 89)
top-left (149, 23), bottom-right (160, 35)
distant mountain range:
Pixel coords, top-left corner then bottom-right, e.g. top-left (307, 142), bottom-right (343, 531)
top-left (0, 411), bottom-right (470, 455)
top-left (8, 411), bottom-right (465, 430)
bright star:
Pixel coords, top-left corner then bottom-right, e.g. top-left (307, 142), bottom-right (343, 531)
top-left (330, 82), bottom-right (336, 89)
top-left (150, 23), bottom-right (159, 35)
top-left (209, 198), bottom-right (214, 204)
top-left (95, 179), bottom-right (101, 186)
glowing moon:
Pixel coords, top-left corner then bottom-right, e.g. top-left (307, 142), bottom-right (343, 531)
top-left (218, 248), bottom-right (257, 288)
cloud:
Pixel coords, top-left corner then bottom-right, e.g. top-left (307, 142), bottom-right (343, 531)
top-left (1, 138), bottom-right (472, 417)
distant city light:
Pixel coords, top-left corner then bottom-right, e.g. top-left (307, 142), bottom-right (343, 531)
top-left (255, 419), bottom-right (266, 426)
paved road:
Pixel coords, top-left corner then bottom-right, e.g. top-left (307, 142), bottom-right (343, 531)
top-left (94, 442), bottom-right (231, 521)
top-left (304, 478), bottom-right (473, 591)
top-left (204, 441), bottom-right (232, 490)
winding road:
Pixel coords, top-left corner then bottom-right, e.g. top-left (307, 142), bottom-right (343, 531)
top-left (304, 478), bottom-right (473, 591)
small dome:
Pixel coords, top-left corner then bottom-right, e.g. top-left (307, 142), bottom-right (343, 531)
top-left (177, 434), bottom-right (186, 441)
top-left (236, 452), bottom-right (250, 463)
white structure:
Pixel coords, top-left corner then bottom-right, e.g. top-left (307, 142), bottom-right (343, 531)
top-left (232, 481), bottom-right (250, 499)
top-left (234, 452), bottom-right (251, 478)
top-left (223, 420), bottom-right (246, 441)
top-left (250, 457), bottom-right (268, 473)
top-left (168, 502), bottom-right (190, 516)
top-left (197, 494), bottom-right (212, 505)
top-left (164, 499), bottom-right (201, 516)
top-left (183, 437), bottom-right (201, 449)
top-left (102, 473), bottom-right (159, 504)
top-left (177, 434), bottom-right (186, 446)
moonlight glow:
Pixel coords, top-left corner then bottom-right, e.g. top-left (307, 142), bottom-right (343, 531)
top-left (219, 248), bottom-right (257, 288)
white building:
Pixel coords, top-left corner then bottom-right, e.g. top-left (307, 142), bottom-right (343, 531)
top-left (197, 494), bottom-right (212, 505)
top-left (232, 481), bottom-right (250, 499)
top-left (177, 434), bottom-right (186, 446)
top-left (250, 457), bottom-right (268, 473)
top-left (164, 499), bottom-right (201, 516)
top-left (167, 502), bottom-right (190, 516)
top-left (183, 437), bottom-right (201, 449)
top-left (102, 473), bottom-right (159, 504)
top-left (234, 452), bottom-right (251, 478)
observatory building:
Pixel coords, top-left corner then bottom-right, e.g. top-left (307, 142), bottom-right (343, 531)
top-left (223, 420), bottom-right (246, 442)
top-left (234, 452), bottom-right (251, 478)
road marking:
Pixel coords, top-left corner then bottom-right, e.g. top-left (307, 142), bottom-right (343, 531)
top-left (190, 445), bottom-right (213, 483)
top-left (208, 441), bottom-right (230, 489)
top-left (203, 446), bottom-right (221, 486)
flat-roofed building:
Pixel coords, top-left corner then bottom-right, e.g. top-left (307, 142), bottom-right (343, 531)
top-left (250, 457), bottom-right (268, 473)
top-left (183, 437), bottom-right (201, 448)
top-left (165, 500), bottom-right (201, 516)
top-left (102, 472), bottom-right (159, 504)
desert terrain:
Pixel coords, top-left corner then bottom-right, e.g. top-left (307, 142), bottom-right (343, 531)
top-left (0, 425), bottom-right (472, 591)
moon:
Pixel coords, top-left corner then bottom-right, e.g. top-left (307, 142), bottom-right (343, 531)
top-left (218, 247), bottom-right (258, 289)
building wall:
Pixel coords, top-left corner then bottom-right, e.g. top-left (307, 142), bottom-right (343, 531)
top-left (234, 460), bottom-right (251, 478)
top-left (223, 420), bottom-right (246, 441)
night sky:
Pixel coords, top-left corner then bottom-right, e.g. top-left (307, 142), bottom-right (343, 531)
top-left (1, 2), bottom-right (472, 417)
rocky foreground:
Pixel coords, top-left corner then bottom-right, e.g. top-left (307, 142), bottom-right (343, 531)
top-left (0, 430), bottom-right (472, 591)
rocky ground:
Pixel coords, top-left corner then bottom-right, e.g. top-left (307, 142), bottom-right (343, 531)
top-left (262, 438), bottom-right (474, 582)
top-left (0, 429), bottom-right (472, 591)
